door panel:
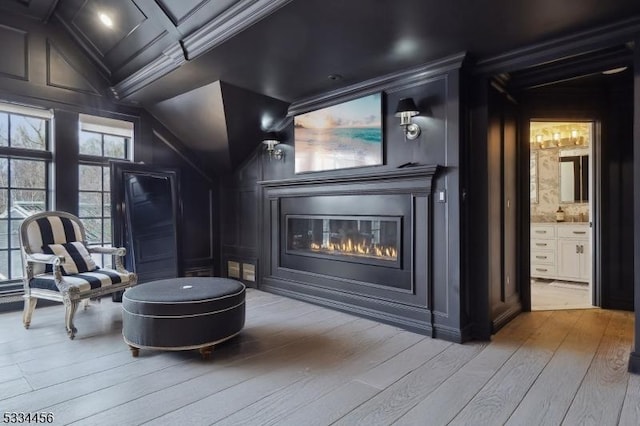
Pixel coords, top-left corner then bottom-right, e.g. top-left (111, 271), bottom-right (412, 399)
top-left (488, 83), bottom-right (522, 331)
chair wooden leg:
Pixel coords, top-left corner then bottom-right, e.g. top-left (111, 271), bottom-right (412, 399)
top-left (199, 346), bottom-right (213, 360)
top-left (22, 297), bottom-right (37, 329)
top-left (82, 298), bottom-right (90, 310)
top-left (64, 299), bottom-right (79, 340)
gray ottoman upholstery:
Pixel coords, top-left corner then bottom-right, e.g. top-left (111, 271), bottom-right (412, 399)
top-left (122, 277), bottom-right (245, 358)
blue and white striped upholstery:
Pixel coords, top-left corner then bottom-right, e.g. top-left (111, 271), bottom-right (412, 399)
top-left (30, 268), bottom-right (129, 292)
top-left (23, 213), bottom-right (123, 292)
top-left (20, 210), bottom-right (137, 339)
top-left (24, 215), bottom-right (85, 275)
top-left (42, 242), bottom-right (97, 274)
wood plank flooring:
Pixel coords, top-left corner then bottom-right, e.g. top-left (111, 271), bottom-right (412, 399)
top-left (531, 279), bottom-right (592, 311)
top-left (0, 289), bottom-right (636, 425)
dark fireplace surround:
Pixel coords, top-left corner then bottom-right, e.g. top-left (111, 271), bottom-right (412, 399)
top-left (260, 166), bottom-right (438, 336)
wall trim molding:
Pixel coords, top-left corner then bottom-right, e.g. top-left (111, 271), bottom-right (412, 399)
top-left (287, 52), bottom-right (466, 117)
top-left (110, 0), bottom-right (293, 100)
top-left (181, 0), bottom-right (293, 59)
top-left (0, 24), bottom-right (29, 81)
top-left (111, 43), bottom-right (186, 100)
top-left (259, 165), bottom-right (440, 188)
top-left (475, 16), bottom-right (640, 74)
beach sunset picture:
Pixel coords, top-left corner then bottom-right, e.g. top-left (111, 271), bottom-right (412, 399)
top-left (294, 93), bottom-right (382, 173)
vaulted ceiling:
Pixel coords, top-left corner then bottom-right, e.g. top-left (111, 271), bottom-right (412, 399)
top-left (3, 0), bottom-right (640, 173)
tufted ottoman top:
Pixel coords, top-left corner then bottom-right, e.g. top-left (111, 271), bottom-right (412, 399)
top-left (123, 277), bottom-right (245, 317)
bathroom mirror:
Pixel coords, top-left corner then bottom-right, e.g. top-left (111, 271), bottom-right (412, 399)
top-left (559, 151), bottom-right (588, 203)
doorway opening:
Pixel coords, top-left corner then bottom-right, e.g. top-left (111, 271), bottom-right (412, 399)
top-left (529, 120), bottom-right (594, 310)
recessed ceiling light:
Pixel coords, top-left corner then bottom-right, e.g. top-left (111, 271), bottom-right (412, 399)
top-left (327, 74), bottom-right (343, 81)
top-left (99, 12), bottom-right (113, 28)
top-left (602, 66), bottom-right (628, 75)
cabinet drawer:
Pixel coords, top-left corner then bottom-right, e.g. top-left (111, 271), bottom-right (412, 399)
top-left (557, 225), bottom-right (589, 239)
top-left (531, 250), bottom-right (555, 265)
top-left (531, 225), bottom-right (555, 239)
top-left (531, 264), bottom-right (557, 277)
top-left (531, 239), bottom-right (555, 250)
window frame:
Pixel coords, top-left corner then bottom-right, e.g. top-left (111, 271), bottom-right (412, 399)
top-left (77, 121), bottom-right (133, 268)
top-left (0, 105), bottom-right (53, 294)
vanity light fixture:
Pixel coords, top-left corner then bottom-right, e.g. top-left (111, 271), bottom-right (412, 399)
top-left (262, 132), bottom-right (283, 160)
top-left (395, 97), bottom-right (421, 140)
top-left (531, 134), bottom-right (543, 149)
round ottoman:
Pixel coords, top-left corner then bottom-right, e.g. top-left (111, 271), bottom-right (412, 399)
top-left (122, 277), bottom-right (245, 358)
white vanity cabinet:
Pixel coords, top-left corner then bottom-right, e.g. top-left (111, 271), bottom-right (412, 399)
top-left (556, 225), bottom-right (590, 281)
top-left (531, 223), bottom-right (590, 283)
top-left (531, 224), bottom-right (556, 278)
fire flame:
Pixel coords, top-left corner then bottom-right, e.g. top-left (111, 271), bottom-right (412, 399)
top-left (309, 239), bottom-right (397, 260)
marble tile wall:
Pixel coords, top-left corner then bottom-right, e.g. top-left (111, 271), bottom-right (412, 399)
top-left (531, 147), bottom-right (589, 223)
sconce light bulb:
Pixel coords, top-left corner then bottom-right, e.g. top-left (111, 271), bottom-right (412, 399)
top-left (262, 137), bottom-right (283, 160)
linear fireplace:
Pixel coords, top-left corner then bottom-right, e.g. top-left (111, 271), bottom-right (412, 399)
top-left (286, 215), bottom-right (401, 268)
top-left (260, 166), bottom-right (438, 337)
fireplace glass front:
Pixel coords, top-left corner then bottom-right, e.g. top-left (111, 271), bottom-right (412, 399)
top-left (286, 215), bottom-right (401, 267)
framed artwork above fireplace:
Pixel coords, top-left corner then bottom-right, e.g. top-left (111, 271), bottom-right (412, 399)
top-left (293, 93), bottom-right (383, 173)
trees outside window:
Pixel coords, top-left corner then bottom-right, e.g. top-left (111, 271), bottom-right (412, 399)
top-left (78, 116), bottom-right (133, 268)
top-left (0, 104), bottom-right (51, 290)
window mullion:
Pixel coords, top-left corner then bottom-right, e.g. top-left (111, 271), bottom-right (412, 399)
top-left (77, 118), bottom-right (132, 268)
top-left (0, 106), bottom-right (51, 287)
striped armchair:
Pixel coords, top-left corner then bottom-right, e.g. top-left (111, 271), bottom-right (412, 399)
top-left (20, 211), bottom-right (137, 339)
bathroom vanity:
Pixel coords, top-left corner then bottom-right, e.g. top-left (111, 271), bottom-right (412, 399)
top-left (531, 222), bottom-right (590, 283)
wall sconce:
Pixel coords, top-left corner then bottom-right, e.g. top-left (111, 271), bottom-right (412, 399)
top-left (395, 97), bottom-right (421, 140)
top-left (262, 132), bottom-right (283, 160)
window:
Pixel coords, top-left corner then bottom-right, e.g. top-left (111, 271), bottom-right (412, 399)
top-left (0, 103), bottom-right (52, 293)
top-left (78, 114), bottom-right (133, 268)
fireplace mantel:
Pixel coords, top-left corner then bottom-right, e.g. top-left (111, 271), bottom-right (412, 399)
top-left (258, 164), bottom-right (439, 188)
top-left (259, 164), bottom-right (449, 339)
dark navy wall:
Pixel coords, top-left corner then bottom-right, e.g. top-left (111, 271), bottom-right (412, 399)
top-left (0, 11), bottom-right (216, 278)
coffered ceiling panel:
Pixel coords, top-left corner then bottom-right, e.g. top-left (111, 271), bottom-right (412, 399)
top-left (155, 0), bottom-right (209, 27)
top-left (0, 0), bottom-right (57, 21)
top-left (54, 0), bottom-right (177, 81)
top-left (68, 0), bottom-right (147, 56)
top-left (155, 0), bottom-right (240, 36)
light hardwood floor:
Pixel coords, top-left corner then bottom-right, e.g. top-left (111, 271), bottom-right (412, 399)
top-left (531, 279), bottom-right (592, 311)
top-left (0, 289), bottom-right (637, 425)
